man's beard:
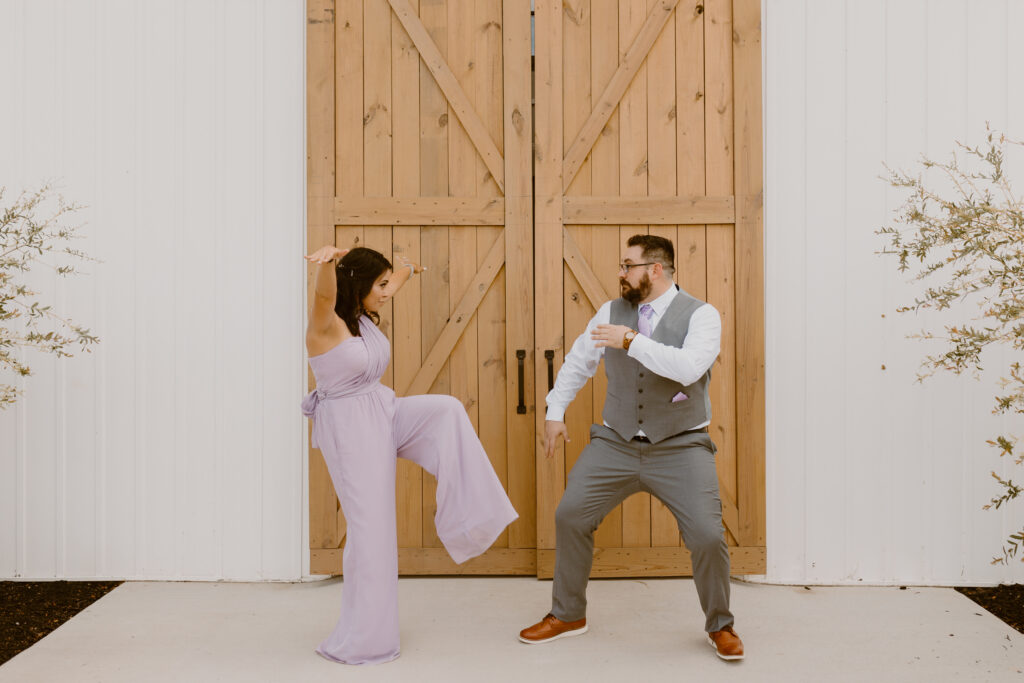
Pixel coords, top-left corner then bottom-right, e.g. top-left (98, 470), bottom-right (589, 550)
top-left (620, 272), bottom-right (653, 305)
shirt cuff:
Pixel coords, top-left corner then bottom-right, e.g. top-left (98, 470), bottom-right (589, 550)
top-left (545, 404), bottom-right (567, 422)
top-left (626, 333), bottom-right (653, 359)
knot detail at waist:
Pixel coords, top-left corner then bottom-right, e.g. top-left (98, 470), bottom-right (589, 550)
top-left (302, 383), bottom-right (382, 418)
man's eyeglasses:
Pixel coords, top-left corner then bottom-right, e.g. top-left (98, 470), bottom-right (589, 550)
top-left (618, 262), bottom-right (655, 273)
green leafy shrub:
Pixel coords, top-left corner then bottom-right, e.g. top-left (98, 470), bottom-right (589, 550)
top-left (1, 184), bottom-right (99, 409)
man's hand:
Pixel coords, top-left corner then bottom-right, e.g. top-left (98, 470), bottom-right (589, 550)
top-left (591, 324), bottom-right (633, 349)
top-left (543, 420), bottom-right (570, 459)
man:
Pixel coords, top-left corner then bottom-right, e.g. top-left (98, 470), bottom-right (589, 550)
top-left (518, 234), bottom-right (743, 661)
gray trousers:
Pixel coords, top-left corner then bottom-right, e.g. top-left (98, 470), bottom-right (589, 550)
top-left (551, 424), bottom-right (734, 633)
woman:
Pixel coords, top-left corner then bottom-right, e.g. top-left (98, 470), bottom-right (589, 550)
top-left (302, 245), bottom-right (518, 665)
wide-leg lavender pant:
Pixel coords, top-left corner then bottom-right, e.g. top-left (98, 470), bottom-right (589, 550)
top-left (314, 390), bottom-right (518, 665)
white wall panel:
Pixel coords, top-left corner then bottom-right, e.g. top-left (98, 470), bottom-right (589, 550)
top-left (765, 0), bottom-right (1024, 584)
top-left (0, 0), bottom-right (305, 580)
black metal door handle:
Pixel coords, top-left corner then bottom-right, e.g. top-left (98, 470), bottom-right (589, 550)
top-left (545, 350), bottom-right (555, 392)
top-left (516, 350), bottom-right (526, 414)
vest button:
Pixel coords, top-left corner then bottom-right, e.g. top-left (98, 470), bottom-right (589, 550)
top-left (638, 405), bottom-right (644, 410)
top-left (638, 388), bottom-right (643, 393)
top-left (639, 373), bottom-right (644, 378)
top-left (638, 419), bottom-right (644, 424)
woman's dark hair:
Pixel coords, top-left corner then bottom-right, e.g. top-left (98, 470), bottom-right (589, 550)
top-left (334, 247), bottom-right (392, 336)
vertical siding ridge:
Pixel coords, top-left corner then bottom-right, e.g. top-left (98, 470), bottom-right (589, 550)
top-left (1000, 0), bottom-right (1012, 584)
top-left (55, 0), bottom-right (67, 579)
top-left (922, 0), bottom-right (931, 582)
top-left (959, 0), bottom-right (971, 579)
top-left (171, 0), bottom-right (183, 579)
top-left (839, 0), bottom-right (849, 580)
top-left (880, 0), bottom-right (890, 581)
top-left (799, 0), bottom-right (809, 582)
top-left (94, 0), bottom-right (107, 578)
top-left (841, 0), bottom-right (849, 581)
top-left (299, 0), bottom-right (308, 579)
top-left (132, 0), bottom-right (144, 578)
top-left (214, 0), bottom-right (225, 579)
top-left (14, 0), bottom-right (26, 578)
top-left (255, 0), bottom-right (266, 579)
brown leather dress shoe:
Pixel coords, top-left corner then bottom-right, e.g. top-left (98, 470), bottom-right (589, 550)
top-left (707, 625), bottom-right (744, 660)
top-left (518, 613), bottom-right (588, 644)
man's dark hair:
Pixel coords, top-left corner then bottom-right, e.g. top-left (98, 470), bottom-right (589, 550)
top-left (627, 234), bottom-right (675, 273)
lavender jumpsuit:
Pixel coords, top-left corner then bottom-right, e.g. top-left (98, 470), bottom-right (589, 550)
top-left (302, 315), bottom-right (518, 665)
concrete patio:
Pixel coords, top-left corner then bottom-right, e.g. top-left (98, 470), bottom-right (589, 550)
top-left (1, 578), bottom-right (1020, 682)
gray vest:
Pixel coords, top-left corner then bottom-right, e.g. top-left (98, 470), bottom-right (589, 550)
top-left (602, 289), bottom-right (712, 443)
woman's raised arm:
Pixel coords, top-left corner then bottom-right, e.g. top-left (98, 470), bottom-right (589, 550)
top-left (383, 255), bottom-right (425, 298)
top-left (304, 246), bottom-right (349, 333)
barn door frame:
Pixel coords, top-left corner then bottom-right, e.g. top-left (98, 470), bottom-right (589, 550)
top-left (306, 0), bottom-right (536, 575)
top-left (533, 0), bottom-right (765, 577)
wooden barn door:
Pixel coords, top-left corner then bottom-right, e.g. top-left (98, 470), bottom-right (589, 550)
top-left (533, 0), bottom-right (765, 576)
top-left (307, 0), bottom-right (535, 575)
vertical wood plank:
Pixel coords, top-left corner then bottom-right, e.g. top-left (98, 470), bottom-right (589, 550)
top-left (308, 0), bottom-right (341, 552)
top-left (534, 0), bottom-right (565, 551)
top-left (392, 0), bottom-right (423, 549)
top-left (447, 0), bottom-right (479, 443)
top-left (503, 0), bottom-right (537, 549)
top-left (419, 0), bottom-right (449, 548)
top-left (590, 0), bottom-right (622, 549)
top-left (704, 0), bottom-right (737, 547)
top-left (646, 0), bottom-right (680, 547)
top-left (334, 0), bottom-right (366, 254)
top-left (562, 0), bottom-right (594, 483)
top-left (731, 0), bottom-right (764, 548)
top-left (670, 0), bottom-right (707, 547)
top-left (363, 0), bottom-right (395, 392)
top-left (618, 0), bottom-right (652, 548)
top-left (331, 0), bottom-right (369, 547)
top-left (335, 0), bottom-right (366, 252)
top-left (476, 0), bottom-right (508, 547)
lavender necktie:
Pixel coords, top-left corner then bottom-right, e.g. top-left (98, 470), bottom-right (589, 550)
top-left (638, 304), bottom-right (654, 336)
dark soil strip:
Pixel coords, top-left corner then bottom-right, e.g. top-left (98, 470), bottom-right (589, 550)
top-left (0, 581), bottom-right (122, 665)
top-left (956, 584), bottom-right (1024, 634)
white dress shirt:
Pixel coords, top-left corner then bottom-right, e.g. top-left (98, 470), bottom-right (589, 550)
top-left (544, 284), bottom-right (722, 434)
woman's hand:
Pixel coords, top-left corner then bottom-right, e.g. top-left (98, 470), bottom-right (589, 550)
top-left (396, 254), bottom-right (426, 274)
top-left (304, 246), bottom-right (349, 264)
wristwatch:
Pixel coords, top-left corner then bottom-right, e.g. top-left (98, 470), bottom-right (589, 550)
top-left (622, 329), bottom-right (638, 351)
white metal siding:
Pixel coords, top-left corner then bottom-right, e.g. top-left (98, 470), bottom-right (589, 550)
top-left (765, 0), bottom-right (1024, 584)
top-left (0, 0), bottom-right (306, 580)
